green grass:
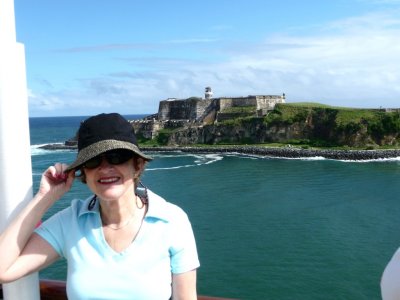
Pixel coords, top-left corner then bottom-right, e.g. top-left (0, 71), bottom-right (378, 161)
top-left (335, 109), bottom-right (381, 125)
top-left (219, 115), bottom-right (259, 126)
top-left (283, 102), bottom-right (379, 110)
top-left (270, 102), bottom-right (385, 127)
top-left (283, 102), bottom-right (335, 108)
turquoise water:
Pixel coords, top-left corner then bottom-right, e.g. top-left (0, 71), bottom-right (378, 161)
top-left (29, 116), bottom-right (400, 300)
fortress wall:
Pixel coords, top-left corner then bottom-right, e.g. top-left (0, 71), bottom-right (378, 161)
top-left (158, 101), bottom-right (171, 121)
top-left (158, 98), bottom-right (213, 121)
top-left (219, 98), bottom-right (232, 111)
top-left (195, 99), bottom-right (213, 119)
top-left (131, 120), bottom-right (164, 139)
top-left (163, 120), bottom-right (190, 128)
top-left (131, 119), bottom-right (190, 139)
top-left (219, 97), bottom-right (257, 111)
top-left (158, 99), bottom-right (199, 120)
top-left (256, 95), bottom-right (285, 111)
top-left (158, 94), bottom-right (285, 122)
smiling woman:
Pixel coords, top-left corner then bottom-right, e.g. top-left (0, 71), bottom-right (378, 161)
top-left (0, 113), bottom-right (200, 300)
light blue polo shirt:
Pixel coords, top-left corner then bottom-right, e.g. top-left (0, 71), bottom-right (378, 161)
top-left (35, 189), bottom-right (200, 300)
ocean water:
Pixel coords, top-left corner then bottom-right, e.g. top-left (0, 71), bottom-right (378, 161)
top-left (29, 116), bottom-right (400, 300)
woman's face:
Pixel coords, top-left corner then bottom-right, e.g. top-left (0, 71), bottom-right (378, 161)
top-left (83, 154), bottom-right (144, 202)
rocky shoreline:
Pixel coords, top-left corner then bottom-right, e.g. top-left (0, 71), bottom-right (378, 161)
top-left (142, 146), bottom-right (400, 160)
top-left (40, 143), bottom-right (400, 160)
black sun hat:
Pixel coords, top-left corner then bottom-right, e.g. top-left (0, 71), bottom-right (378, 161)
top-left (65, 113), bottom-right (152, 172)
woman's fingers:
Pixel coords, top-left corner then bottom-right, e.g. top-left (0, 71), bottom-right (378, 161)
top-left (39, 164), bottom-right (74, 199)
top-left (53, 163), bottom-right (67, 179)
top-left (45, 163), bottom-right (69, 183)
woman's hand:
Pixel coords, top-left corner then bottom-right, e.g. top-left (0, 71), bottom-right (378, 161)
top-left (0, 163), bottom-right (72, 283)
top-left (38, 163), bottom-right (75, 201)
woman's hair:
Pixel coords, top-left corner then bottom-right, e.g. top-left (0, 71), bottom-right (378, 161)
top-left (76, 155), bottom-right (147, 186)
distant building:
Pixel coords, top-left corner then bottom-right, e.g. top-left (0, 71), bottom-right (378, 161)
top-left (132, 87), bottom-right (286, 140)
top-left (205, 86), bottom-right (213, 99)
top-left (157, 87), bottom-right (285, 122)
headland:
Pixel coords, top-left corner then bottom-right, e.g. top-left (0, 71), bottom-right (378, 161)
top-left (40, 87), bottom-right (400, 160)
top-left (131, 88), bottom-right (400, 150)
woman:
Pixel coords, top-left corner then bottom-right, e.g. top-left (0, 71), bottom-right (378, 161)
top-left (0, 113), bottom-right (200, 299)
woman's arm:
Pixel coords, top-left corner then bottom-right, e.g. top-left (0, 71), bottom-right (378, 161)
top-left (172, 269), bottom-right (197, 300)
top-left (0, 163), bottom-right (74, 283)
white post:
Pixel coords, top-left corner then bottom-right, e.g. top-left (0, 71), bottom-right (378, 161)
top-left (0, 0), bottom-right (41, 299)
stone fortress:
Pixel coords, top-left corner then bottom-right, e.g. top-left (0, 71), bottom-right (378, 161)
top-left (132, 87), bottom-right (285, 140)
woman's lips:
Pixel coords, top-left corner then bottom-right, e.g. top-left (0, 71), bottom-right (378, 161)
top-left (98, 177), bottom-right (120, 184)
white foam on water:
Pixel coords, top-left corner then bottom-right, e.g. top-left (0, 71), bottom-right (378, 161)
top-left (30, 144), bottom-right (53, 156)
top-left (216, 152), bottom-right (400, 163)
top-left (30, 144), bottom-right (75, 156)
top-left (146, 153), bottom-right (224, 171)
top-left (147, 164), bottom-right (197, 171)
top-left (146, 152), bottom-right (184, 158)
top-left (196, 154), bottom-right (224, 165)
top-left (337, 156), bottom-right (400, 163)
top-left (291, 156), bottom-right (326, 161)
top-left (226, 152), bottom-right (327, 161)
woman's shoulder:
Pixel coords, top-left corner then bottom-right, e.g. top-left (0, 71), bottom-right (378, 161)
top-left (146, 189), bottom-right (189, 222)
top-left (54, 195), bottom-right (97, 219)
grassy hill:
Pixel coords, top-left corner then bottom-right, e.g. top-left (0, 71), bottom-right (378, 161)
top-left (222, 102), bottom-right (400, 148)
top-left (214, 102), bottom-right (400, 149)
top-left (139, 102), bottom-right (400, 149)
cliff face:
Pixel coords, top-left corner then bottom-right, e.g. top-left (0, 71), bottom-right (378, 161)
top-left (133, 102), bottom-right (400, 147)
top-left (166, 121), bottom-right (312, 146)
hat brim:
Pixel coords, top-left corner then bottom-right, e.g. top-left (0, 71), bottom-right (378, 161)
top-left (64, 139), bottom-right (152, 173)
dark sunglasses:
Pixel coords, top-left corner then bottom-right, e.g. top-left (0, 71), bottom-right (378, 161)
top-left (83, 149), bottom-right (134, 169)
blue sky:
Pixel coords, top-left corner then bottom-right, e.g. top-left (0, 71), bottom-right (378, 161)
top-left (13, 0), bottom-right (400, 117)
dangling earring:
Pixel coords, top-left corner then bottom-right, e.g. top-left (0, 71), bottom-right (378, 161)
top-left (135, 181), bottom-right (148, 207)
top-left (88, 195), bottom-right (97, 210)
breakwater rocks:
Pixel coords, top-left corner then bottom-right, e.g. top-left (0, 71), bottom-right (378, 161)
top-left (141, 146), bottom-right (400, 160)
top-left (39, 143), bottom-right (400, 160)
top-left (39, 143), bottom-right (77, 150)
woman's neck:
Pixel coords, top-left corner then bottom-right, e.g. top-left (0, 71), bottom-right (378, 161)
top-left (99, 191), bottom-right (142, 226)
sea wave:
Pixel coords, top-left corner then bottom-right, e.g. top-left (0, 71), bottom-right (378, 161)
top-left (31, 144), bottom-right (53, 156)
top-left (226, 152), bottom-right (327, 161)
top-left (195, 154), bottom-right (223, 165)
top-left (226, 153), bottom-right (259, 160)
top-left (147, 164), bottom-right (198, 171)
top-left (153, 149), bottom-right (400, 163)
top-left (30, 143), bottom-right (74, 156)
top-left (146, 153), bottom-right (223, 171)
top-left (266, 155), bottom-right (400, 162)
top-left (224, 152), bottom-right (400, 162)
top-left (231, 153), bottom-right (400, 163)
top-left (337, 156), bottom-right (400, 163)
top-left (275, 156), bottom-right (326, 161)
top-left (146, 152), bottom-right (185, 158)
top-left (142, 146), bottom-right (400, 162)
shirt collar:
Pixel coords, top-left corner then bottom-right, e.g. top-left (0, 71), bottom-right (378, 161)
top-left (77, 190), bottom-right (170, 222)
top-left (78, 195), bottom-right (100, 217)
top-left (144, 189), bottom-right (170, 222)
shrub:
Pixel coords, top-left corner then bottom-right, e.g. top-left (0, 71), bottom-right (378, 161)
top-left (155, 129), bottom-right (174, 145)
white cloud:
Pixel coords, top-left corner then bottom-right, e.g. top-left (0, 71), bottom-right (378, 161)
top-left (29, 9), bottom-right (400, 116)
